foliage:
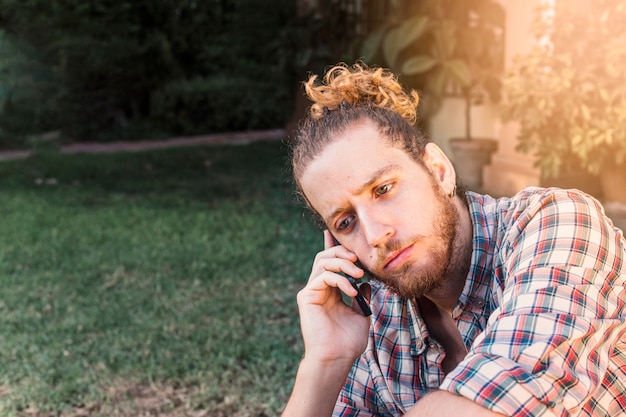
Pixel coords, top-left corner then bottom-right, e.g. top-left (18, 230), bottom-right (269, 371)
top-left (360, 0), bottom-right (505, 138)
top-left (151, 74), bottom-right (289, 135)
top-left (501, 0), bottom-right (626, 177)
top-left (0, 33), bottom-right (61, 148)
top-left (0, 142), bottom-right (315, 415)
top-left (0, 0), bottom-right (302, 145)
top-left (292, 0), bottom-right (362, 77)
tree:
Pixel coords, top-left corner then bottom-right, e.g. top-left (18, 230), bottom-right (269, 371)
top-left (0, 0), bottom-right (301, 145)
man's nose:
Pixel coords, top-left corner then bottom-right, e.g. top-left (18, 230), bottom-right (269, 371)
top-left (360, 211), bottom-right (395, 247)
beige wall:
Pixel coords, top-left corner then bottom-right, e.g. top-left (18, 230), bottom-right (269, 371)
top-left (483, 0), bottom-right (543, 197)
top-left (429, 0), bottom-right (543, 197)
top-left (429, 98), bottom-right (501, 159)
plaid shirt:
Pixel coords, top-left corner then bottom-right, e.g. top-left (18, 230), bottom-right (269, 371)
top-left (334, 187), bottom-right (626, 417)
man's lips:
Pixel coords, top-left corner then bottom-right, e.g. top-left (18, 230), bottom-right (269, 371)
top-left (384, 244), bottom-right (415, 270)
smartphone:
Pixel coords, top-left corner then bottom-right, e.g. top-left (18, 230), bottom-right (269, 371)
top-left (348, 276), bottom-right (372, 317)
top-left (331, 234), bottom-right (372, 317)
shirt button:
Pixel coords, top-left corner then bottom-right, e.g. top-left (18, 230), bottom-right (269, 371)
top-left (475, 298), bottom-right (486, 307)
top-left (416, 339), bottom-right (423, 349)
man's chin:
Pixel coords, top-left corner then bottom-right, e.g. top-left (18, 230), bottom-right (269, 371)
top-left (374, 267), bottom-right (443, 300)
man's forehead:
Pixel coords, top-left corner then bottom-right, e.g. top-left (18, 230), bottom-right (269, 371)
top-left (300, 125), bottom-right (418, 210)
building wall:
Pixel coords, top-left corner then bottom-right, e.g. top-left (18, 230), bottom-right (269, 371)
top-left (483, 0), bottom-right (543, 197)
top-left (429, 0), bottom-right (543, 197)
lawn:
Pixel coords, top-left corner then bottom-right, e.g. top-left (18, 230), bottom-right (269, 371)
top-left (0, 140), bottom-right (318, 416)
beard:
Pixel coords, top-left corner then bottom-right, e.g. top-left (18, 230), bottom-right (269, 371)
top-left (367, 184), bottom-right (467, 300)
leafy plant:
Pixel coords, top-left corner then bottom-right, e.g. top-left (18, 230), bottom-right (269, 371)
top-left (0, 0), bottom-right (302, 144)
top-left (0, 31), bottom-right (61, 148)
top-left (292, 0), bottom-right (361, 76)
top-left (151, 74), bottom-right (289, 135)
top-left (501, 0), bottom-right (626, 178)
top-left (361, 0), bottom-right (505, 138)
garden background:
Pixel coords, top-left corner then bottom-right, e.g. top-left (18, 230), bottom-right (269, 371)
top-left (0, 1), bottom-right (350, 416)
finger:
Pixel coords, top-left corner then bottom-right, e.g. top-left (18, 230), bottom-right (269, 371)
top-left (300, 270), bottom-right (359, 303)
top-left (317, 239), bottom-right (358, 262)
top-left (310, 256), bottom-right (364, 281)
top-left (323, 230), bottom-right (336, 250)
top-left (325, 271), bottom-right (360, 297)
top-left (307, 268), bottom-right (363, 298)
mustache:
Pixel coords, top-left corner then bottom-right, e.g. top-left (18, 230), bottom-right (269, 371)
top-left (373, 236), bottom-right (419, 271)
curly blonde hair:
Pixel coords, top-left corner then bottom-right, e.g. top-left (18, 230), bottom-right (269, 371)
top-left (305, 63), bottom-right (420, 126)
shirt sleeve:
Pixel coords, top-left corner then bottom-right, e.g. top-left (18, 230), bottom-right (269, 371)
top-left (440, 189), bottom-right (626, 416)
top-left (333, 353), bottom-right (398, 417)
top-left (333, 357), bottom-right (376, 417)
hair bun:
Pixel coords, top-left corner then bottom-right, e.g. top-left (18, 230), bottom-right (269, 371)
top-left (304, 63), bottom-right (420, 126)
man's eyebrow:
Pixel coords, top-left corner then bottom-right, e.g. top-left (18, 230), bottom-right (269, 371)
top-left (323, 164), bottom-right (401, 227)
top-left (354, 164), bottom-right (400, 195)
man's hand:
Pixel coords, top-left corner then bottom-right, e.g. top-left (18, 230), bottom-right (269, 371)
top-left (297, 230), bottom-right (371, 364)
top-left (282, 231), bottom-right (371, 417)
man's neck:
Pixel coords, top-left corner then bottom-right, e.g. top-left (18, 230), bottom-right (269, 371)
top-left (417, 296), bottom-right (468, 373)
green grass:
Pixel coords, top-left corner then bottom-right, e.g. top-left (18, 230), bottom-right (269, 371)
top-left (0, 141), bottom-right (318, 416)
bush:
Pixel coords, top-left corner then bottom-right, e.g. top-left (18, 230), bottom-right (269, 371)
top-left (0, 0), bottom-right (301, 145)
top-left (501, 0), bottom-right (626, 177)
top-left (0, 32), bottom-right (62, 148)
top-left (151, 75), bottom-right (290, 135)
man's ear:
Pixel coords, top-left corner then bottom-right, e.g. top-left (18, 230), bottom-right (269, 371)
top-left (423, 143), bottom-right (457, 196)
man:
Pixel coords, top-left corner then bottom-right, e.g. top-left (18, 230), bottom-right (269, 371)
top-left (282, 63), bottom-right (626, 416)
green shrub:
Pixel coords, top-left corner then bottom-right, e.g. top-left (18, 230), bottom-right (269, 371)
top-left (151, 74), bottom-right (290, 135)
top-left (0, 32), bottom-right (62, 148)
top-left (0, 0), bottom-right (301, 144)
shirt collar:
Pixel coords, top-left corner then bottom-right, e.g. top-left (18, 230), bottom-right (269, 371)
top-left (454, 191), bottom-right (501, 317)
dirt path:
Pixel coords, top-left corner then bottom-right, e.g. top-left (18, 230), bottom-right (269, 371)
top-left (0, 129), bottom-right (286, 161)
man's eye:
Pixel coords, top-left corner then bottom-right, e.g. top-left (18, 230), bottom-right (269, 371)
top-left (375, 183), bottom-right (392, 196)
top-left (337, 216), bottom-right (354, 231)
